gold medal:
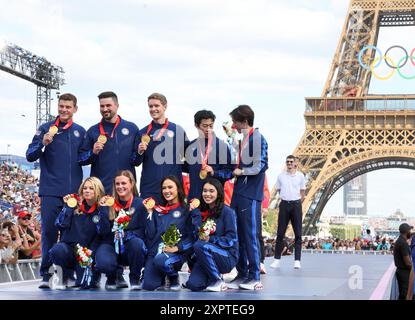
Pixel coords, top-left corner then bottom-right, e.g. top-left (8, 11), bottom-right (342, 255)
top-left (97, 135), bottom-right (107, 144)
top-left (67, 197), bottom-right (78, 208)
top-left (141, 134), bottom-right (151, 144)
top-left (49, 126), bottom-right (58, 136)
top-left (105, 197), bottom-right (115, 207)
top-left (144, 198), bottom-right (155, 210)
top-left (199, 169), bottom-right (208, 180)
top-left (98, 135), bottom-right (107, 144)
top-left (190, 198), bottom-right (200, 208)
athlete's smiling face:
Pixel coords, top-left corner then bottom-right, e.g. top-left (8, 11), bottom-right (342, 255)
top-left (162, 179), bottom-right (178, 204)
top-left (148, 98), bottom-right (166, 122)
top-left (58, 99), bottom-right (77, 122)
top-left (202, 183), bottom-right (218, 206)
top-left (99, 97), bottom-right (119, 122)
top-left (115, 175), bottom-right (133, 200)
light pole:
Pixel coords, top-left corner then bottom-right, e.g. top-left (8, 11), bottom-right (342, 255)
top-left (6, 144), bottom-right (11, 162)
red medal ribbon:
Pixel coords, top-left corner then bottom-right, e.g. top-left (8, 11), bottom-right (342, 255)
top-left (79, 201), bottom-right (97, 215)
top-left (154, 202), bottom-right (181, 214)
top-left (146, 118), bottom-right (169, 141)
top-left (237, 128), bottom-right (254, 168)
top-left (70, 193), bottom-right (81, 201)
top-left (198, 132), bottom-right (213, 169)
top-left (51, 117), bottom-right (73, 131)
top-left (113, 196), bottom-right (134, 212)
top-left (99, 115), bottom-right (121, 139)
top-left (200, 210), bottom-right (210, 222)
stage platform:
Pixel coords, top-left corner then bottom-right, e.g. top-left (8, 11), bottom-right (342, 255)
top-left (0, 253), bottom-right (395, 300)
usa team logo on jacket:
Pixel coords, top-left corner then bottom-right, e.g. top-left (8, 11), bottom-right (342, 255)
top-left (172, 211), bottom-right (181, 218)
top-left (167, 130), bottom-right (174, 138)
top-left (92, 215), bottom-right (100, 224)
top-left (73, 130), bottom-right (80, 138)
top-left (121, 128), bottom-right (129, 135)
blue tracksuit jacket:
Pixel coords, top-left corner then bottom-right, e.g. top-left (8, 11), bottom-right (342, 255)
top-left (233, 129), bottom-right (268, 201)
top-left (79, 117), bottom-right (140, 193)
top-left (184, 135), bottom-right (234, 200)
top-left (132, 121), bottom-right (189, 199)
top-left (145, 205), bottom-right (193, 257)
top-left (26, 119), bottom-right (85, 197)
top-left (55, 203), bottom-right (112, 252)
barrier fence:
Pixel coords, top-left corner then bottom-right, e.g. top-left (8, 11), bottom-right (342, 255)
top-left (0, 259), bottom-right (41, 283)
top-left (302, 249), bottom-right (393, 255)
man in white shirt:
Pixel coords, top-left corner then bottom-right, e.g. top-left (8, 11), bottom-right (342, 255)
top-left (270, 155), bottom-right (306, 269)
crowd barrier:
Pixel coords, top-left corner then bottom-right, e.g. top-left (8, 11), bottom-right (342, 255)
top-left (0, 259), bottom-right (41, 283)
top-left (302, 249), bottom-right (392, 255)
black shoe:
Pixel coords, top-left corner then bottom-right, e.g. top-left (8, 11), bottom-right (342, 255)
top-left (38, 275), bottom-right (51, 289)
top-left (38, 281), bottom-right (50, 289)
top-left (88, 272), bottom-right (101, 290)
top-left (105, 279), bottom-right (117, 291)
top-left (169, 276), bottom-right (181, 291)
top-left (116, 274), bottom-right (128, 289)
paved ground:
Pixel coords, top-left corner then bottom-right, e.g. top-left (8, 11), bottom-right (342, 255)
top-left (0, 253), bottom-right (394, 300)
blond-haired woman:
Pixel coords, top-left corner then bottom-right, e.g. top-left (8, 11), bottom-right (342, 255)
top-left (49, 177), bottom-right (111, 289)
top-left (94, 170), bottom-right (147, 291)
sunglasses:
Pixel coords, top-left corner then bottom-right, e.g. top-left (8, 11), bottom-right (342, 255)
top-left (20, 217), bottom-right (31, 221)
top-left (286, 160), bottom-right (294, 164)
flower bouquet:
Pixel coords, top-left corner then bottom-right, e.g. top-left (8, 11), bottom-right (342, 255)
top-left (199, 218), bottom-right (216, 237)
top-left (75, 244), bottom-right (93, 286)
top-left (112, 209), bottom-right (131, 254)
top-left (158, 224), bottom-right (182, 255)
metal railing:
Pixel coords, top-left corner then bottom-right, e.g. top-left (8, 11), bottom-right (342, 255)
top-left (305, 95), bottom-right (415, 112)
top-left (0, 259), bottom-right (41, 283)
top-left (302, 249), bottom-right (392, 255)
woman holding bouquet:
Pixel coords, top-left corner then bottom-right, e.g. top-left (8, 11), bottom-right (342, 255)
top-left (142, 175), bottom-right (193, 291)
top-left (49, 177), bottom-right (110, 289)
top-left (94, 170), bottom-right (147, 291)
top-left (185, 178), bottom-right (239, 292)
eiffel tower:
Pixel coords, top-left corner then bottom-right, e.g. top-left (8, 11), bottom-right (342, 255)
top-left (270, 0), bottom-right (415, 235)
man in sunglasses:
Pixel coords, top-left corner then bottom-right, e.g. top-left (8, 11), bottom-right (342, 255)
top-left (16, 210), bottom-right (41, 260)
top-left (270, 155), bottom-right (306, 270)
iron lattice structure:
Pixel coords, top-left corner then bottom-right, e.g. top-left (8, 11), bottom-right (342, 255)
top-left (269, 0), bottom-right (415, 235)
top-left (0, 41), bottom-right (65, 128)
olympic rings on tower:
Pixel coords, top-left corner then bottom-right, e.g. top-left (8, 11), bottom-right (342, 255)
top-left (358, 45), bottom-right (415, 80)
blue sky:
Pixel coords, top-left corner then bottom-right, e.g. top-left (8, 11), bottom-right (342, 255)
top-left (1, 0), bottom-right (414, 216)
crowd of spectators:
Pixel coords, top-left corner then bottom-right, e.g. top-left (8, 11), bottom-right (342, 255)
top-left (302, 236), bottom-right (395, 252)
top-left (262, 235), bottom-right (396, 257)
top-left (0, 161), bottom-right (41, 264)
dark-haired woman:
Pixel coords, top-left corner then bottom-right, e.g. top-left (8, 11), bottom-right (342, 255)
top-left (142, 175), bottom-right (193, 291)
top-left (186, 178), bottom-right (238, 292)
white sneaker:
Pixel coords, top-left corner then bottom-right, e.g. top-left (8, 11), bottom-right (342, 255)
top-left (54, 280), bottom-right (68, 290)
top-left (227, 276), bottom-right (246, 289)
top-left (294, 260), bottom-right (301, 269)
top-left (260, 263), bottom-right (267, 274)
top-left (206, 280), bottom-right (228, 292)
top-left (270, 259), bottom-right (280, 269)
top-left (239, 279), bottom-right (263, 290)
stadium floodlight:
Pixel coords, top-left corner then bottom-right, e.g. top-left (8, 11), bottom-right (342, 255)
top-left (0, 40), bottom-right (65, 128)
